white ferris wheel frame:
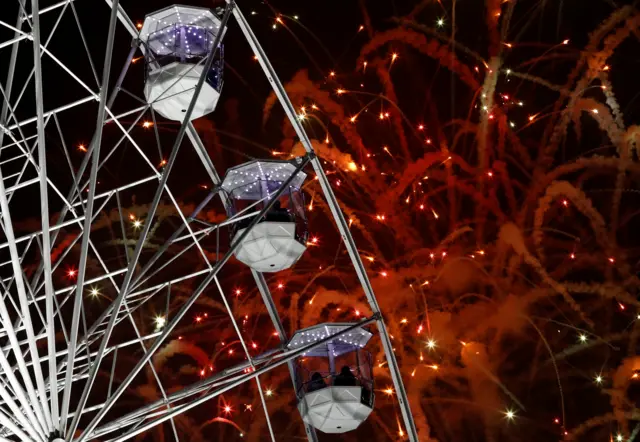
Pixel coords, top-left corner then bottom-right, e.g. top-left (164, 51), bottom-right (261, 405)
top-left (0, 0), bottom-right (419, 441)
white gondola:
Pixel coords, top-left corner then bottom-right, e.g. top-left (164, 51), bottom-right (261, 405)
top-left (139, 5), bottom-right (226, 121)
top-left (221, 159), bottom-right (309, 272)
top-left (289, 323), bottom-right (375, 434)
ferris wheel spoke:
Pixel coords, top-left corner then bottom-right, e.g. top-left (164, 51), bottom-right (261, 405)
top-left (114, 191), bottom-right (132, 265)
top-left (61, 0), bottom-right (121, 435)
top-left (0, 167), bottom-right (52, 436)
top-left (0, 277), bottom-right (48, 438)
top-left (0, 115), bottom-right (93, 238)
top-left (0, 175), bottom-right (54, 430)
top-left (0, 324), bottom-right (47, 441)
top-left (0, 331), bottom-right (164, 432)
top-left (30, 0), bottom-right (61, 430)
top-left (91, 367), bottom-right (252, 439)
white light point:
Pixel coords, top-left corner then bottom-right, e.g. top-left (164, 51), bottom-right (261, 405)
top-left (595, 375), bottom-right (603, 384)
top-left (155, 316), bottom-right (166, 329)
top-left (579, 334), bottom-right (588, 343)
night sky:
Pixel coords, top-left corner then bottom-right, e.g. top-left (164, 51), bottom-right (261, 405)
top-left (2, 0), bottom-right (640, 441)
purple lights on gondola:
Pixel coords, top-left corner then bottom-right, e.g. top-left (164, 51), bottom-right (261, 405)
top-left (147, 25), bottom-right (214, 57)
top-left (141, 5), bottom-right (226, 121)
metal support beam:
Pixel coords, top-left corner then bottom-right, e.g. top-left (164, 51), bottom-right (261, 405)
top-left (31, 0), bottom-right (59, 431)
top-left (62, 1), bottom-right (121, 435)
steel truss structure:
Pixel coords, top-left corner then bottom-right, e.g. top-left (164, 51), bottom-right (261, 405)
top-left (0, 0), bottom-right (419, 441)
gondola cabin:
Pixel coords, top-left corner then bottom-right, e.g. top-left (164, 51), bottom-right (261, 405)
top-left (139, 5), bottom-right (225, 121)
top-left (221, 159), bottom-right (309, 272)
top-left (289, 323), bottom-right (375, 434)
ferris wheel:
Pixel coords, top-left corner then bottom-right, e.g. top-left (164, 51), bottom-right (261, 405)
top-left (0, 1), bottom-right (419, 441)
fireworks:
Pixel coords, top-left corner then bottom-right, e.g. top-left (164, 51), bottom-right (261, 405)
top-left (240, 1), bottom-right (639, 440)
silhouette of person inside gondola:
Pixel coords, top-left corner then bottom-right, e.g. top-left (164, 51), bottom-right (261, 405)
top-left (333, 366), bottom-right (357, 387)
top-left (308, 372), bottom-right (327, 392)
top-left (267, 200), bottom-right (291, 222)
